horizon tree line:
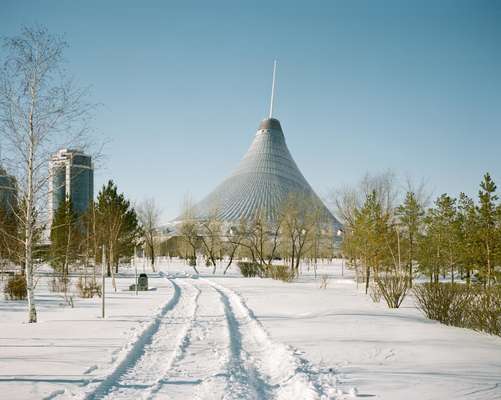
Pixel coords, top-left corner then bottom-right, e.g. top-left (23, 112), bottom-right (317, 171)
top-left (335, 170), bottom-right (501, 311)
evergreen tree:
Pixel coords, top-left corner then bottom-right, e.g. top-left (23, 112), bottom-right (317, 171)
top-left (456, 193), bottom-right (478, 283)
top-left (0, 206), bottom-right (21, 266)
top-left (352, 190), bottom-right (391, 293)
top-left (435, 194), bottom-right (461, 283)
top-left (49, 199), bottom-right (80, 278)
top-left (476, 173), bottom-right (499, 287)
top-left (96, 181), bottom-right (141, 282)
top-left (419, 194), bottom-right (460, 283)
top-left (396, 191), bottom-right (424, 287)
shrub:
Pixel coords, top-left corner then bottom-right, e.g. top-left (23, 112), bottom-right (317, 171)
top-left (413, 283), bottom-right (472, 325)
top-left (4, 274), bottom-right (27, 300)
top-left (76, 276), bottom-right (102, 298)
top-left (369, 282), bottom-right (382, 303)
top-left (237, 262), bottom-right (262, 278)
top-left (49, 276), bottom-right (71, 293)
top-left (468, 286), bottom-right (501, 336)
top-left (413, 283), bottom-right (501, 336)
top-left (375, 273), bottom-right (408, 308)
top-left (267, 265), bottom-right (294, 282)
top-left (319, 274), bottom-right (329, 289)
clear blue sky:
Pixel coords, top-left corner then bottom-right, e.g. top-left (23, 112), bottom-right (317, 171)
top-left (2, 0), bottom-right (500, 221)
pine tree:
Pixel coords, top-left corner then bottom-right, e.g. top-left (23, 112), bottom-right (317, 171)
top-left (456, 193), bottom-right (478, 283)
top-left (0, 206), bottom-right (21, 266)
top-left (353, 191), bottom-right (391, 293)
top-left (435, 194), bottom-right (460, 283)
top-left (419, 194), bottom-right (460, 283)
top-left (476, 173), bottom-right (499, 287)
top-left (396, 191), bottom-right (424, 287)
top-left (96, 181), bottom-right (141, 284)
top-left (49, 199), bottom-right (80, 279)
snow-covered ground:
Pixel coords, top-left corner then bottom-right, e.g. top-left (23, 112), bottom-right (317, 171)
top-left (0, 260), bottom-right (500, 399)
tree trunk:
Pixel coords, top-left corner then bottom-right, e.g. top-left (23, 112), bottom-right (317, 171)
top-left (224, 245), bottom-right (238, 275)
top-left (110, 241), bottom-right (117, 291)
top-left (25, 135), bottom-right (37, 323)
top-left (192, 248), bottom-right (199, 274)
top-left (150, 244), bottom-right (156, 272)
top-left (408, 234), bottom-right (413, 288)
top-left (365, 263), bottom-right (370, 294)
top-left (486, 241), bottom-right (491, 288)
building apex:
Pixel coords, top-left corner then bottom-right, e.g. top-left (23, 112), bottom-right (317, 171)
top-left (258, 118), bottom-right (282, 131)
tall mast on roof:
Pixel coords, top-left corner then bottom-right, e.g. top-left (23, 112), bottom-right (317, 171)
top-left (269, 60), bottom-right (277, 119)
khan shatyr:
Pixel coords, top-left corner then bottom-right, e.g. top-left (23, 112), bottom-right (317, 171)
top-left (192, 62), bottom-right (341, 229)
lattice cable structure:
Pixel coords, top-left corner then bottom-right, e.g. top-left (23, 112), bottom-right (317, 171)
top-left (191, 117), bottom-right (341, 228)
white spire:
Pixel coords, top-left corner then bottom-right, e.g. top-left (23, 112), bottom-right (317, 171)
top-left (269, 60), bottom-right (277, 118)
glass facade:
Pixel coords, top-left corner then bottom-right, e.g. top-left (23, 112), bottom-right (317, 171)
top-left (70, 164), bottom-right (93, 216)
top-left (49, 150), bottom-right (93, 223)
top-left (51, 166), bottom-right (66, 215)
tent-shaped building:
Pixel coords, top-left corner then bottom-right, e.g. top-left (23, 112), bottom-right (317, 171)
top-left (192, 116), bottom-right (340, 229)
top-left (178, 62), bottom-right (340, 230)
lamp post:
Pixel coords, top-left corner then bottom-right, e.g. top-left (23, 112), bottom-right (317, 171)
top-left (336, 229), bottom-right (344, 276)
top-left (101, 245), bottom-right (106, 319)
top-left (133, 246), bottom-right (138, 296)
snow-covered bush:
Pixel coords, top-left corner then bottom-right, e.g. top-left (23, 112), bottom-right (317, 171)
top-left (466, 286), bottom-right (501, 336)
top-left (237, 262), bottom-right (262, 278)
top-left (413, 283), bottom-right (501, 336)
top-left (369, 282), bottom-right (382, 303)
top-left (76, 276), bottom-right (101, 298)
top-left (267, 265), bottom-right (294, 282)
top-left (413, 283), bottom-right (473, 325)
top-left (319, 274), bottom-right (329, 289)
top-left (375, 274), bottom-right (408, 308)
top-left (3, 274), bottom-right (27, 300)
top-left (49, 276), bottom-right (71, 293)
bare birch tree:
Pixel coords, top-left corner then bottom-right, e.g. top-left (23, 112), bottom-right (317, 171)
top-left (198, 208), bottom-right (222, 274)
top-left (137, 198), bottom-right (161, 272)
top-left (279, 193), bottom-right (315, 277)
top-left (0, 27), bottom-right (93, 322)
top-left (178, 196), bottom-right (200, 274)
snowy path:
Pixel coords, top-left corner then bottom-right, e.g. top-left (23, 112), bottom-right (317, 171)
top-left (78, 275), bottom-right (339, 400)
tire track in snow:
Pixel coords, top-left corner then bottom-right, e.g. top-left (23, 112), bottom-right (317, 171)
top-left (215, 284), bottom-right (273, 399)
top-left (150, 278), bottom-right (274, 399)
top-left (74, 274), bottom-right (342, 400)
top-left (203, 279), bottom-right (340, 400)
top-left (81, 276), bottom-right (198, 400)
top-left (143, 281), bottom-right (202, 399)
top-left (151, 280), bottom-right (231, 399)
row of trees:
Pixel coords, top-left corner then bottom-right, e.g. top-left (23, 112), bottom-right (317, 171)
top-left (0, 26), bottom-right (96, 322)
top-left (176, 194), bottom-right (339, 278)
top-left (336, 171), bottom-right (501, 308)
top-left (0, 27), bottom-right (161, 322)
top-left (49, 180), bottom-right (143, 285)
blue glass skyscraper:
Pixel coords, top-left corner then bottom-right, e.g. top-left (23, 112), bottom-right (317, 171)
top-left (49, 149), bottom-right (93, 224)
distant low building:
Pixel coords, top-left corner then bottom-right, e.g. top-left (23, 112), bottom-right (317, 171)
top-left (48, 149), bottom-right (93, 224)
top-left (0, 166), bottom-right (17, 215)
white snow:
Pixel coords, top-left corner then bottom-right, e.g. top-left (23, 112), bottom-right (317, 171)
top-left (0, 260), bottom-right (500, 399)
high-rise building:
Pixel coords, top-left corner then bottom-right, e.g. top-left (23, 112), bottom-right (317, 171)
top-left (48, 149), bottom-right (93, 223)
top-left (0, 166), bottom-right (17, 215)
